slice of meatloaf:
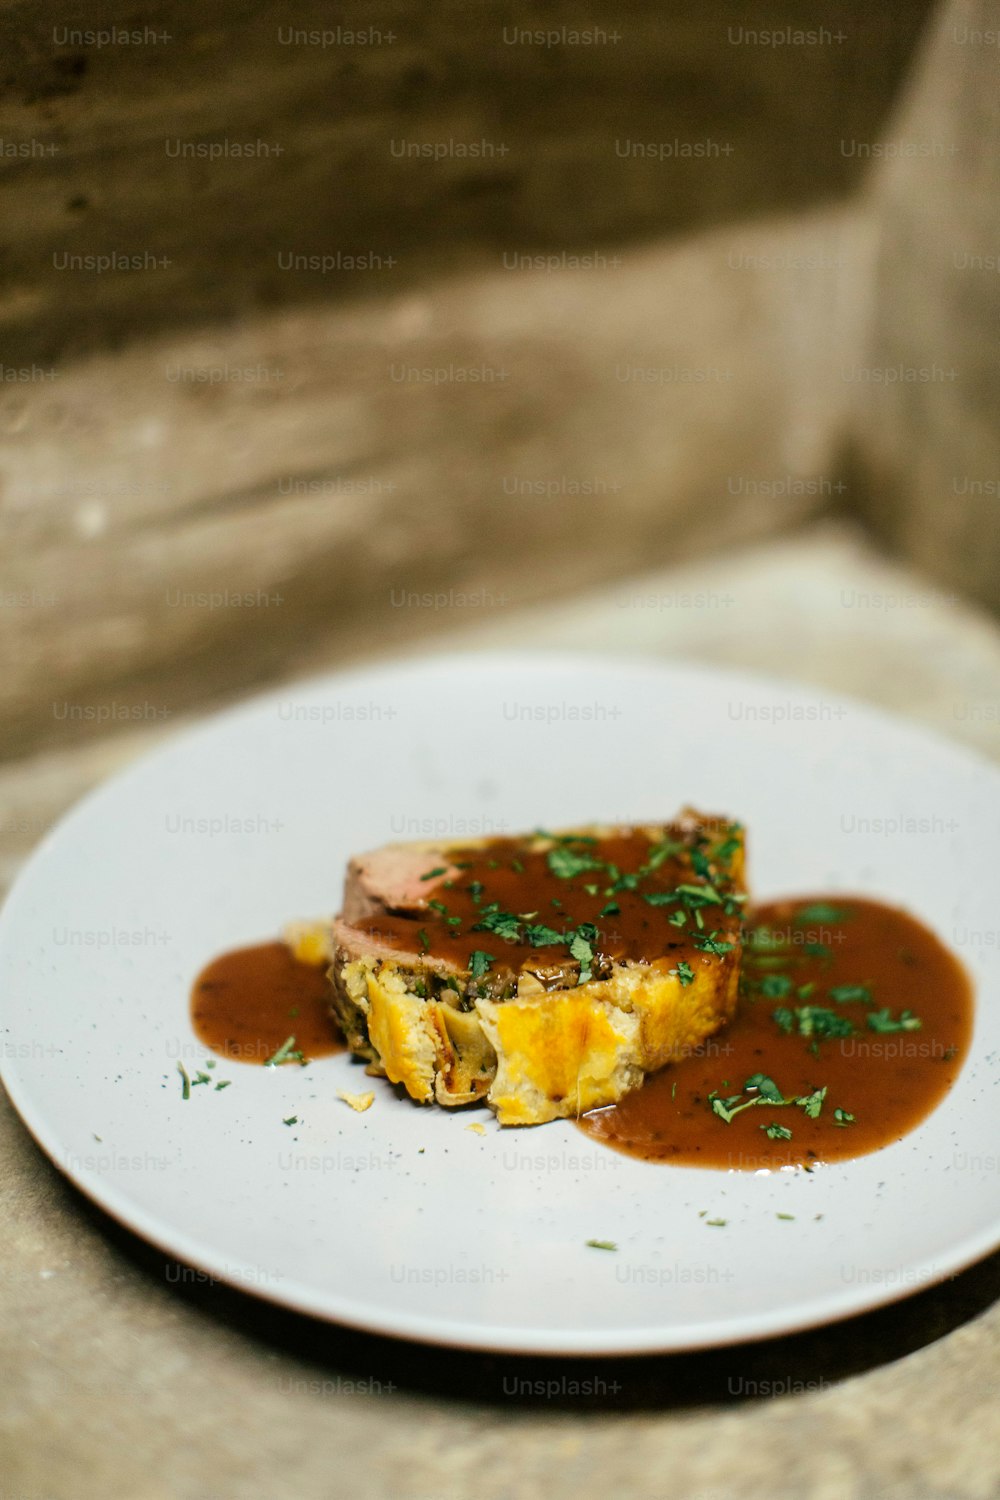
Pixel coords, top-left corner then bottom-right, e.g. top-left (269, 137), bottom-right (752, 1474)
top-left (329, 811), bottom-right (747, 1126)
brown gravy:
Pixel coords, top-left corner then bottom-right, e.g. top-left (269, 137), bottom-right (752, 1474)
top-left (577, 896), bottom-right (973, 1169)
top-left (348, 824), bottom-right (743, 981)
top-left (191, 941), bottom-right (345, 1064)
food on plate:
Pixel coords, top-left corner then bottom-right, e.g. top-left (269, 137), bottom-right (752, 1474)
top-left (328, 811), bottom-right (746, 1125)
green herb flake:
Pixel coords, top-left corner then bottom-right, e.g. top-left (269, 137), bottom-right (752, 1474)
top-left (645, 836), bottom-right (684, 870)
top-left (762, 1122), bottom-right (793, 1141)
top-left (472, 908), bottom-right (523, 942)
top-left (776, 1005), bottom-right (855, 1041)
top-left (776, 1212), bottom-right (796, 1221)
top-left (524, 924), bottom-right (565, 947)
top-left (214, 1080), bottom-right (231, 1091)
top-left (177, 1061), bottom-right (191, 1100)
top-left (794, 903), bottom-right (848, 923)
top-left (547, 846), bottom-right (601, 881)
top-left (570, 926), bottom-right (597, 984)
top-left (585, 1238), bottom-right (618, 1251)
top-left (797, 1085), bottom-right (827, 1119)
top-left (693, 930), bottom-right (734, 956)
top-left (672, 960), bottom-right (695, 987)
top-left (417, 928), bottom-right (430, 953)
top-left (264, 1035), bottom-right (306, 1068)
top-left (705, 1218), bottom-right (727, 1228)
top-left (468, 950), bottom-right (495, 980)
top-left (759, 974), bottom-right (794, 999)
top-left (282, 1115), bottom-right (298, 1126)
top-left (419, 867), bottom-right (447, 881)
top-left (829, 984), bottom-right (873, 1006)
top-left (833, 1108), bottom-right (856, 1126)
top-left (867, 1008), bottom-right (922, 1033)
top-left (745, 1073), bottom-right (785, 1103)
top-left (712, 836), bottom-right (742, 865)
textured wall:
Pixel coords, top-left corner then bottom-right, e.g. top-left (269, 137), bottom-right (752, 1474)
top-left (0, 0), bottom-right (932, 364)
top-left (851, 0), bottom-right (1000, 613)
top-left (6, 0), bottom-right (986, 762)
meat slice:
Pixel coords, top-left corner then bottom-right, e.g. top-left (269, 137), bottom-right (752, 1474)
top-left (328, 813), bottom-right (747, 1125)
top-left (340, 841), bottom-right (460, 922)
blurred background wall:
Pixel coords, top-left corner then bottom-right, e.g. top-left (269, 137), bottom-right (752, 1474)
top-left (1, 0), bottom-right (997, 760)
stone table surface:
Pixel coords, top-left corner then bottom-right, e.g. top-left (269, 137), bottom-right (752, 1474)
top-left (1, 521), bottom-right (998, 1500)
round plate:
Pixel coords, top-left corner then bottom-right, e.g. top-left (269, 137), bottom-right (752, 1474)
top-left (1, 652), bottom-right (998, 1355)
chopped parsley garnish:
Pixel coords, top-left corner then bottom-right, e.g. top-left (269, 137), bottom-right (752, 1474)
top-left (798, 1086), bottom-right (827, 1118)
top-left (745, 1072), bottom-right (784, 1102)
top-left (524, 924), bottom-right (564, 947)
top-left (867, 1008), bottom-right (922, 1033)
top-left (585, 1238), bottom-right (617, 1251)
top-left (426, 902), bottom-right (462, 928)
top-left (794, 902), bottom-right (848, 923)
top-left (177, 1061), bottom-right (191, 1100)
top-left (283, 1115), bottom-right (298, 1126)
top-left (712, 836), bottom-right (742, 864)
top-left (599, 902), bottom-right (620, 917)
top-left (672, 960), bottom-right (695, 987)
top-left (833, 1108), bottom-right (856, 1126)
top-left (762, 1122), bottom-right (793, 1141)
top-left (709, 1074), bottom-right (829, 1124)
top-left (644, 836), bottom-right (684, 870)
top-left (471, 906), bottom-right (522, 942)
top-left (547, 845), bottom-right (602, 880)
top-left (668, 910), bottom-right (687, 927)
top-left (264, 1035), bottom-right (306, 1067)
top-left (829, 983), bottom-right (873, 1006)
top-left (693, 931), bottom-right (733, 956)
top-left (673, 881), bottom-right (724, 906)
top-left (419, 867), bottom-right (447, 881)
top-left (468, 950), bottom-right (495, 979)
top-left (644, 891), bottom-right (677, 907)
top-left (569, 926), bottom-right (597, 984)
top-left (772, 1005), bottom-right (855, 1041)
top-left (705, 1218), bottom-right (727, 1228)
top-left (416, 928), bottom-right (430, 953)
top-left (759, 974), bottom-right (794, 998)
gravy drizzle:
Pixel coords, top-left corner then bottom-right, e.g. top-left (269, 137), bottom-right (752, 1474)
top-left (577, 896), bottom-right (973, 1168)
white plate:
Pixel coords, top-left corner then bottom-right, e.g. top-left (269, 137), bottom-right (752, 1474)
top-left (1, 652), bottom-right (998, 1355)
